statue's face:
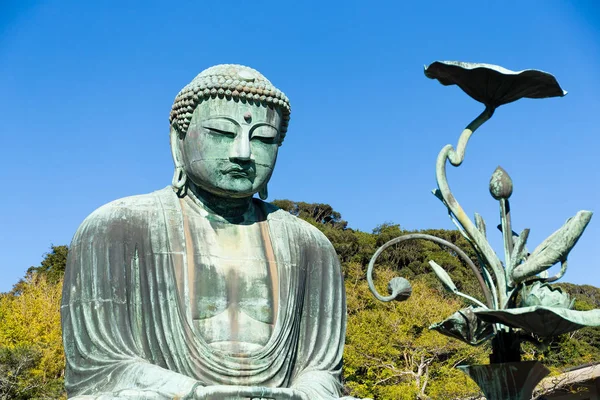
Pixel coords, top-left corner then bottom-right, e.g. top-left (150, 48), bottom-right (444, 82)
top-left (179, 97), bottom-right (282, 198)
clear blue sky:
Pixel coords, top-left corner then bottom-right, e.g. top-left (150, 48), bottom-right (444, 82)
top-left (1, 0), bottom-right (598, 293)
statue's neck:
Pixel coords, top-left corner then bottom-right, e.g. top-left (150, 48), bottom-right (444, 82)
top-left (188, 184), bottom-right (254, 221)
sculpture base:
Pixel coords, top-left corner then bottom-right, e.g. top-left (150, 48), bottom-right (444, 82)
top-left (457, 361), bottom-right (550, 400)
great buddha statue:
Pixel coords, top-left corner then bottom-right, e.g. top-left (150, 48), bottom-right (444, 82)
top-left (61, 65), bottom-right (354, 400)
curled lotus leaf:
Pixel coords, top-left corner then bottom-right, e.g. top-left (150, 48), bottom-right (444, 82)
top-left (424, 61), bottom-right (567, 108)
top-left (430, 306), bottom-right (495, 346)
top-left (512, 210), bottom-right (593, 283)
top-left (387, 277), bottom-right (412, 301)
top-left (519, 282), bottom-right (574, 309)
top-left (475, 306), bottom-right (600, 337)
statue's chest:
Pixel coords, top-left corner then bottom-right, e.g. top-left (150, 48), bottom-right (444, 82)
top-left (185, 218), bottom-right (279, 349)
top-left (191, 248), bottom-right (275, 322)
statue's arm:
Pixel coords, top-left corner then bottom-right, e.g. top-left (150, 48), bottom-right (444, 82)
top-left (289, 229), bottom-right (347, 399)
top-left (61, 206), bottom-right (199, 399)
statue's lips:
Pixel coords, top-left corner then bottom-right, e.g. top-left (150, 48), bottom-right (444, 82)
top-left (222, 167), bottom-right (254, 178)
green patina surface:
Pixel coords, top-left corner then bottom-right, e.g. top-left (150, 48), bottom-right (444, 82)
top-left (61, 65), bottom-right (363, 400)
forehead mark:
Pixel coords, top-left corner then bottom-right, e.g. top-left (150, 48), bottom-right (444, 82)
top-left (244, 112), bottom-right (252, 123)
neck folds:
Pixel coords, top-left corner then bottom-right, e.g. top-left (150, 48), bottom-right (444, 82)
top-left (187, 183), bottom-right (253, 222)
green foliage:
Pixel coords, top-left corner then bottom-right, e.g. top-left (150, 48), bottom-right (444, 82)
top-left (271, 200), bottom-right (348, 229)
top-left (0, 345), bottom-right (42, 399)
top-left (343, 273), bottom-right (486, 399)
top-left (29, 245), bottom-right (68, 284)
top-left (1, 249), bottom-right (67, 399)
top-left (11, 245), bottom-right (68, 295)
top-left (559, 283), bottom-right (600, 309)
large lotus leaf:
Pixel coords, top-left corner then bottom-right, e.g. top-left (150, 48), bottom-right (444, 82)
top-left (475, 306), bottom-right (600, 337)
top-left (430, 306), bottom-right (494, 346)
top-left (424, 61), bottom-right (566, 107)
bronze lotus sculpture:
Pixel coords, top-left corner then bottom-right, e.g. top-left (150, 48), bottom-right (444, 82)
top-left (367, 61), bottom-right (599, 400)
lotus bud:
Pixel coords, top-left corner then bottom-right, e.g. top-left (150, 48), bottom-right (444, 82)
top-left (489, 166), bottom-right (513, 200)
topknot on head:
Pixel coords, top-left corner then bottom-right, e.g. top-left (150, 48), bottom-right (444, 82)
top-left (169, 64), bottom-right (291, 143)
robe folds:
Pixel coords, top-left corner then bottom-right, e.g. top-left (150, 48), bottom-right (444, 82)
top-left (61, 187), bottom-right (347, 399)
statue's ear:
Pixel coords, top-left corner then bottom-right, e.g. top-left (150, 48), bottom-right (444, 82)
top-left (169, 124), bottom-right (184, 169)
top-left (170, 125), bottom-right (187, 195)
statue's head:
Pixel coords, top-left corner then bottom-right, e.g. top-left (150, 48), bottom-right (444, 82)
top-left (169, 64), bottom-right (291, 200)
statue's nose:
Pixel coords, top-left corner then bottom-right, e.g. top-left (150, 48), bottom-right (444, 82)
top-left (229, 134), bottom-right (252, 162)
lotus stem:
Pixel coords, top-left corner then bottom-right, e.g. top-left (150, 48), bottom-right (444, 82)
top-left (454, 291), bottom-right (489, 309)
top-left (435, 106), bottom-right (508, 307)
top-left (446, 106), bottom-right (495, 166)
top-left (480, 261), bottom-right (499, 309)
top-left (500, 199), bottom-right (514, 274)
top-left (367, 233), bottom-right (495, 307)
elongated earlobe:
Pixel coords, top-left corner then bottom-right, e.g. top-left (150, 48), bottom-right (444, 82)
top-left (258, 184), bottom-right (268, 200)
top-left (172, 166), bottom-right (187, 196)
top-left (170, 126), bottom-right (188, 197)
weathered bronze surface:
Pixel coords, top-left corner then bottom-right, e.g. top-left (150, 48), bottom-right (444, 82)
top-left (61, 65), bottom-right (359, 400)
top-left (458, 361), bottom-right (550, 400)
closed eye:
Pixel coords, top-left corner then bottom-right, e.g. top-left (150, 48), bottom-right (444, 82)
top-left (204, 126), bottom-right (235, 138)
top-left (251, 136), bottom-right (277, 144)
top-left (250, 125), bottom-right (278, 144)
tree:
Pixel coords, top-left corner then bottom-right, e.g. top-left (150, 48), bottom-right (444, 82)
top-left (0, 250), bottom-right (66, 399)
top-left (0, 345), bottom-right (42, 400)
top-left (343, 270), bottom-right (486, 399)
top-left (271, 199), bottom-right (348, 229)
top-left (11, 245), bottom-right (68, 295)
top-left (28, 245), bottom-right (68, 284)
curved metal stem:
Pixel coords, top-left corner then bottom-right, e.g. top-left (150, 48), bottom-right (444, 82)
top-left (500, 199), bottom-right (514, 272)
top-left (480, 261), bottom-right (499, 309)
top-left (446, 106), bottom-right (495, 167)
top-left (435, 106), bottom-right (508, 307)
top-left (367, 233), bottom-right (494, 308)
top-left (454, 291), bottom-right (488, 309)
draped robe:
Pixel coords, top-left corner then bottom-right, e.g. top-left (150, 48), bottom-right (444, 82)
top-left (61, 187), bottom-right (347, 399)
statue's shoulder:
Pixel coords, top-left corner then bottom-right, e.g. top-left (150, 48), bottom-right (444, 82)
top-left (75, 187), bottom-right (175, 236)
